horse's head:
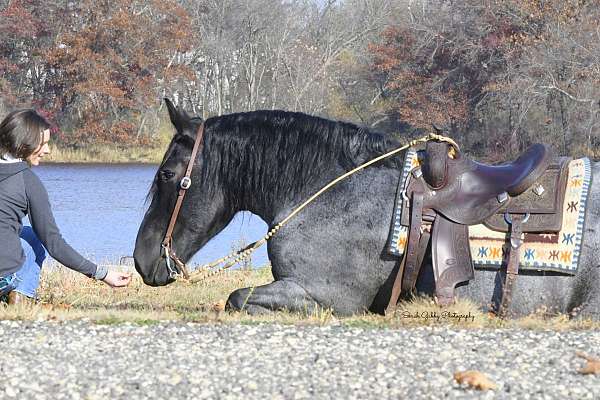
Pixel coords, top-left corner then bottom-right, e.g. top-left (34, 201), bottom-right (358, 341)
top-left (133, 99), bottom-right (234, 286)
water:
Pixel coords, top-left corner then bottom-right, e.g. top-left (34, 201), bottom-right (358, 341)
top-left (33, 163), bottom-right (269, 268)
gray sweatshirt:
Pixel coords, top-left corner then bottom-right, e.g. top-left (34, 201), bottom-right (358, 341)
top-left (0, 161), bottom-right (107, 280)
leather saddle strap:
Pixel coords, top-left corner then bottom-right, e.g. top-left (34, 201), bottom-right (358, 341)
top-left (385, 191), bottom-right (424, 314)
top-left (385, 255), bottom-right (406, 314)
top-left (415, 229), bottom-right (431, 280)
top-left (498, 214), bottom-right (524, 318)
top-left (385, 228), bottom-right (430, 314)
top-left (401, 191), bottom-right (425, 293)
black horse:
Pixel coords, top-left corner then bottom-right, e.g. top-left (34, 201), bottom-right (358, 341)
top-left (134, 99), bottom-right (600, 317)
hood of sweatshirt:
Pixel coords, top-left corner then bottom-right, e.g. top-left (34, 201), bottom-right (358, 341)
top-left (0, 161), bottom-right (29, 183)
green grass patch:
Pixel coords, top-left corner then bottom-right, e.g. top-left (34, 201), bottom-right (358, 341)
top-left (94, 316), bottom-right (127, 325)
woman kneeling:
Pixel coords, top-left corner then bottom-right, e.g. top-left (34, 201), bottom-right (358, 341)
top-left (0, 109), bottom-right (131, 303)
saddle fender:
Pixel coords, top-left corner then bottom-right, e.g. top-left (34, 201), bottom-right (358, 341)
top-left (431, 213), bottom-right (475, 305)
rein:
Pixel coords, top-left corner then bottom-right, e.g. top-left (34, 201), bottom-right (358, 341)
top-left (162, 126), bottom-right (458, 283)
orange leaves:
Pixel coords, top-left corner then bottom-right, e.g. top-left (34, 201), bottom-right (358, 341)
top-left (452, 352), bottom-right (599, 394)
top-left (1, 0), bottom-right (199, 146)
top-left (367, 0), bottom-right (600, 144)
top-left (371, 27), bottom-right (429, 70)
top-left (369, 27), bottom-right (415, 74)
top-left (29, 0), bottom-right (198, 146)
top-left (369, 22), bottom-right (475, 130)
top-left (212, 300), bottom-right (227, 312)
top-left (454, 370), bottom-right (498, 391)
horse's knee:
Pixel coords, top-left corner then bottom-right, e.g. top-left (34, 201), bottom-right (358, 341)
top-left (226, 290), bottom-right (272, 314)
top-left (226, 288), bottom-right (252, 311)
top-left (225, 288), bottom-right (270, 314)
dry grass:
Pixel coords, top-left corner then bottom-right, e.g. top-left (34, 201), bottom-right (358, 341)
top-left (1, 266), bottom-right (598, 330)
top-left (44, 121), bottom-right (173, 164)
top-left (45, 144), bottom-right (165, 164)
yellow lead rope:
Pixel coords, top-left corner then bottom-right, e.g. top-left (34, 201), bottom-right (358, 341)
top-left (185, 133), bottom-right (458, 283)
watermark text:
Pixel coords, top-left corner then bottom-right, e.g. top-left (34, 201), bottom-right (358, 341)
top-left (400, 310), bottom-right (475, 323)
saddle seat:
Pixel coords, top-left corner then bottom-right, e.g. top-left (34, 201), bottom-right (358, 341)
top-left (470, 143), bottom-right (551, 197)
top-left (418, 143), bottom-right (552, 226)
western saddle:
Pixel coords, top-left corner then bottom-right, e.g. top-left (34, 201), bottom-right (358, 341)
top-left (387, 139), bottom-right (571, 317)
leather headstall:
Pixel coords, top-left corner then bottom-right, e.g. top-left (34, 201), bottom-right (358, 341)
top-left (161, 121), bottom-right (206, 279)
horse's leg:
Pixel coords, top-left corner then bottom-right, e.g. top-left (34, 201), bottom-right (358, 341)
top-left (226, 280), bottom-right (320, 315)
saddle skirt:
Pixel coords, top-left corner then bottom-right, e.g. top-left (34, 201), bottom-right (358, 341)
top-left (388, 149), bottom-right (592, 275)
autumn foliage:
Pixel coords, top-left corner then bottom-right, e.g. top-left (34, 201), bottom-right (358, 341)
top-left (1, 0), bottom-right (196, 145)
top-left (368, 0), bottom-right (600, 159)
top-left (369, 26), bottom-right (470, 131)
top-left (1, 1), bottom-right (599, 156)
top-left (0, 0), bottom-right (42, 105)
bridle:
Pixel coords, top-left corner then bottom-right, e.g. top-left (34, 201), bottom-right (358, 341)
top-left (161, 121), bottom-right (205, 279)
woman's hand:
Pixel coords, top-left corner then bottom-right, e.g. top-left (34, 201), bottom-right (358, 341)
top-left (102, 270), bottom-right (132, 287)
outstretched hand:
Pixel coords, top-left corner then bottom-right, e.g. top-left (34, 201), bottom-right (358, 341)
top-left (102, 270), bottom-right (132, 287)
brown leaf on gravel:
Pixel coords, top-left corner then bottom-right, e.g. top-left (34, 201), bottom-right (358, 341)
top-left (576, 352), bottom-right (600, 375)
top-left (454, 370), bottom-right (497, 390)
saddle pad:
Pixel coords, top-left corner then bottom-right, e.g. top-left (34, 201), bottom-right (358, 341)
top-left (388, 150), bottom-right (592, 275)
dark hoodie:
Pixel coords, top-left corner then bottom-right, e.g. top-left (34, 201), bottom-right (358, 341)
top-left (0, 161), bottom-right (106, 279)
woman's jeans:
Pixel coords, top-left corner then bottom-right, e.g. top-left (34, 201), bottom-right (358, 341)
top-left (0, 226), bottom-right (46, 299)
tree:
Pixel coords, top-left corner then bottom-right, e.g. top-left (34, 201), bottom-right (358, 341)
top-left (0, 0), bottom-right (45, 107)
top-left (42, 0), bottom-right (196, 145)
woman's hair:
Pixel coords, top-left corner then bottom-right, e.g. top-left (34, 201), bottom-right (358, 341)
top-left (0, 109), bottom-right (50, 159)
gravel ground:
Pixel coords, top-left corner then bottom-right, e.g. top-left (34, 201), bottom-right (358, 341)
top-left (1, 320), bottom-right (599, 399)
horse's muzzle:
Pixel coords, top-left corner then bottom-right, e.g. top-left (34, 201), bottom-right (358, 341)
top-left (135, 257), bottom-right (174, 287)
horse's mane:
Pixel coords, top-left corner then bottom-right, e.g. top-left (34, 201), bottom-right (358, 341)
top-left (149, 110), bottom-right (402, 209)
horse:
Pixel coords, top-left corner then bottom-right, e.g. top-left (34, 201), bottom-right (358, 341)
top-left (133, 98), bottom-right (600, 318)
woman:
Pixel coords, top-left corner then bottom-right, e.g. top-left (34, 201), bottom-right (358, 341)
top-left (0, 109), bottom-right (131, 304)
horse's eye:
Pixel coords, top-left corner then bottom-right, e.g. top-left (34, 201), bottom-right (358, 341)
top-left (159, 170), bottom-right (175, 181)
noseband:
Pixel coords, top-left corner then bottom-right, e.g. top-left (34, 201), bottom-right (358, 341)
top-left (161, 122), bottom-right (205, 279)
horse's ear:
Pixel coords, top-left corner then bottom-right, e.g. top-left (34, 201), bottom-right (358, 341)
top-left (177, 104), bottom-right (192, 121)
top-left (164, 98), bottom-right (187, 133)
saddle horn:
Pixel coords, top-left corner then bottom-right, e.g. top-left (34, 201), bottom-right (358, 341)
top-left (422, 140), bottom-right (450, 189)
top-left (431, 124), bottom-right (444, 134)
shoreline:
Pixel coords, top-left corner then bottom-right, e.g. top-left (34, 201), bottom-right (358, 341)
top-left (42, 159), bottom-right (160, 165)
top-left (45, 145), bottom-right (165, 164)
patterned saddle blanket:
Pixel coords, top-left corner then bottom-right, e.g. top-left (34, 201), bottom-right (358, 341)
top-left (387, 149), bottom-right (592, 275)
